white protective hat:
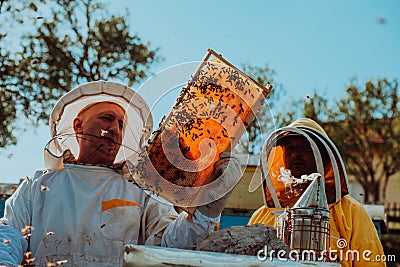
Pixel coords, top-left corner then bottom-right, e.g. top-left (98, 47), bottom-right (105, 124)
top-left (44, 80), bottom-right (153, 170)
top-left (249, 118), bottom-right (349, 207)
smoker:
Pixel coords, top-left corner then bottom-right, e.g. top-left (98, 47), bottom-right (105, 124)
top-left (277, 174), bottom-right (330, 261)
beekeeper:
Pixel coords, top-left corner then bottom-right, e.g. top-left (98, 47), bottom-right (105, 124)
top-left (248, 118), bottom-right (385, 267)
top-left (0, 81), bottom-right (240, 267)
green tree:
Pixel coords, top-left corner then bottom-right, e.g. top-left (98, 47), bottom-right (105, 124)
top-left (0, 5), bottom-right (20, 148)
top-left (236, 64), bottom-right (288, 155)
top-left (236, 64), bottom-right (302, 155)
top-left (0, 0), bottom-right (159, 148)
top-left (0, 60), bottom-right (17, 148)
top-left (303, 78), bottom-right (400, 204)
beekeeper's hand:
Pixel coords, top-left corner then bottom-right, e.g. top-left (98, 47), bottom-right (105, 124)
top-left (197, 152), bottom-right (241, 218)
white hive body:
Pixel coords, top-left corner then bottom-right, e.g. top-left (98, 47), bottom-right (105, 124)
top-left (277, 174), bottom-right (330, 261)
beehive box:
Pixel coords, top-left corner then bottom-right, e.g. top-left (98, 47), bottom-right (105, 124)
top-left (133, 49), bottom-right (272, 211)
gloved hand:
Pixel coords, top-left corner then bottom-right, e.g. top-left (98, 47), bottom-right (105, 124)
top-left (197, 152), bottom-right (241, 218)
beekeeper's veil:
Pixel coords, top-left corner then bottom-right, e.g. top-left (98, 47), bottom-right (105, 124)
top-left (44, 81), bottom-right (153, 170)
top-left (249, 118), bottom-right (349, 208)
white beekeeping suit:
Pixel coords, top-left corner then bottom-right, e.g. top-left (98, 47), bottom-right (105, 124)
top-left (0, 81), bottom-right (240, 267)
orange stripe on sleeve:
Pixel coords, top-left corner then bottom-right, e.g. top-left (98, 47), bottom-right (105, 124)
top-left (102, 199), bottom-right (141, 212)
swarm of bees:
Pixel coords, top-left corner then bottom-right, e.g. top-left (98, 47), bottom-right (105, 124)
top-left (15, 226), bottom-right (66, 266)
top-left (133, 49), bottom-right (272, 209)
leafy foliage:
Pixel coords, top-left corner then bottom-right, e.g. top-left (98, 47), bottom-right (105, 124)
top-left (0, 0), bottom-right (159, 148)
top-left (236, 64), bottom-right (286, 154)
top-left (303, 78), bottom-right (399, 203)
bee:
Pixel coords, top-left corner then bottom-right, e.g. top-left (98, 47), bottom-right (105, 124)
top-left (46, 232), bottom-right (54, 237)
top-left (41, 185), bottom-right (49, 192)
top-left (233, 115), bottom-right (239, 126)
top-left (100, 129), bottom-right (108, 136)
top-left (57, 260), bottom-right (68, 265)
top-left (24, 251), bottom-right (35, 264)
top-left (21, 226), bottom-right (34, 235)
top-left (220, 115), bottom-right (228, 123)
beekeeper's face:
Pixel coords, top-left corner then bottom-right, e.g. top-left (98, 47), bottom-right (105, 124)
top-left (73, 102), bottom-right (125, 165)
top-left (281, 135), bottom-right (317, 178)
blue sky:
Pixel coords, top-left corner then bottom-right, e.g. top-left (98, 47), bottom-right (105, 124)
top-left (1, 0), bottom-right (399, 184)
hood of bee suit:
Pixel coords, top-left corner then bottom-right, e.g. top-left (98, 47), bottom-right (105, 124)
top-left (44, 80), bottom-right (153, 170)
top-left (249, 118), bottom-right (349, 208)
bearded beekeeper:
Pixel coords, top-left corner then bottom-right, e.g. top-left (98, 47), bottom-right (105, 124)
top-left (0, 81), bottom-right (240, 267)
top-left (248, 118), bottom-right (385, 267)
